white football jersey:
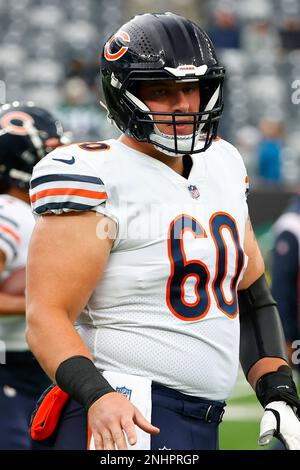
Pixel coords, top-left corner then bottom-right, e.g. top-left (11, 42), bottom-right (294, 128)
top-left (0, 195), bottom-right (35, 351)
top-left (30, 138), bottom-right (249, 400)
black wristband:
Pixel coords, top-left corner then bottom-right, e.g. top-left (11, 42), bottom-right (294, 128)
top-left (55, 356), bottom-right (115, 411)
top-left (256, 365), bottom-right (300, 414)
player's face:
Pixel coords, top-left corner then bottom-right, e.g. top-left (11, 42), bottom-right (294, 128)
top-left (138, 80), bottom-right (200, 136)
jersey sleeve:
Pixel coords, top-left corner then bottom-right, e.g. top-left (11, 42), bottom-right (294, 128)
top-left (229, 143), bottom-right (249, 201)
top-left (238, 153), bottom-right (249, 221)
top-left (29, 147), bottom-right (108, 215)
top-left (0, 201), bottom-right (21, 264)
top-left (219, 139), bottom-right (249, 218)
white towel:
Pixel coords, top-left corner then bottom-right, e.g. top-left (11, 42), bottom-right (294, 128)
top-left (89, 371), bottom-right (152, 450)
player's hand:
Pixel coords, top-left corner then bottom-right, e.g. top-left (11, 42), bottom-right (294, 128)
top-left (88, 392), bottom-right (160, 450)
top-left (259, 400), bottom-right (300, 449)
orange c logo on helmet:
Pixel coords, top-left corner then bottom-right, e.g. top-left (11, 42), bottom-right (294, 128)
top-left (0, 111), bottom-right (34, 136)
top-left (104, 31), bottom-right (130, 61)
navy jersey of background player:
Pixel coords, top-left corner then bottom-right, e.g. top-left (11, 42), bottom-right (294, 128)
top-left (272, 193), bottom-right (300, 374)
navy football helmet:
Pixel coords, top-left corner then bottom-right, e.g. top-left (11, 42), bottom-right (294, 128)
top-left (0, 101), bottom-right (66, 191)
top-left (101, 12), bottom-right (225, 156)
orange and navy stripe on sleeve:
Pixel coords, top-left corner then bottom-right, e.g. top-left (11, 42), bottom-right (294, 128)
top-left (29, 173), bottom-right (108, 215)
top-left (0, 211), bottom-right (20, 261)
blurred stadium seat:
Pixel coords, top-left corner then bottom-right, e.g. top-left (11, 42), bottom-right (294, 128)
top-left (0, 0), bottom-right (298, 183)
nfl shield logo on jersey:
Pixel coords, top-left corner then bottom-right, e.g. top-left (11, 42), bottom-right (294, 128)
top-left (116, 386), bottom-right (132, 400)
top-left (188, 184), bottom-right (200, 199)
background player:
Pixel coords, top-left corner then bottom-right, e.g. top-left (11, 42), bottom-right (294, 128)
top-left (0, 101), bottom-right (66, 449)
top-left (26, 13), bottom-right (300, 450)
top-left (271, 191), bottom-right (300, 375)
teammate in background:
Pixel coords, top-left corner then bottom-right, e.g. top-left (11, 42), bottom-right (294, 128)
top-left (0, 102), bottom-right (67, 449)
top-left (26, 13), bottom-right (300, 450)
top-left (271, 191), bottom-right (300, 375)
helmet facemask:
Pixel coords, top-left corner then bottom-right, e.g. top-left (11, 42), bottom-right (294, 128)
top-left (105, 71), bottom-right (224, 156)
top-left (134, 80), bottom-right (222, 156)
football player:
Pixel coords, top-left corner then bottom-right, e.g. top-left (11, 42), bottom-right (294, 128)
top-left (0, 102), bottom-right (66, 449)
top-left (269, 191), bottom-right (300, 450)
top-left (26, 13), bottom-right (300, 450)
top-left (272, 192), bottom-right (300, 374)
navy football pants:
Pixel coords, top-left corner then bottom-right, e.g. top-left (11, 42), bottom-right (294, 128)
top-left (0, 385), bottom-right (50, 450)
top-left (0, 385), bottom-right (36, 450)
top-left (0, 351), bottom-right (51, 450)
top-left (34, 383), bottom-right (225, 450)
